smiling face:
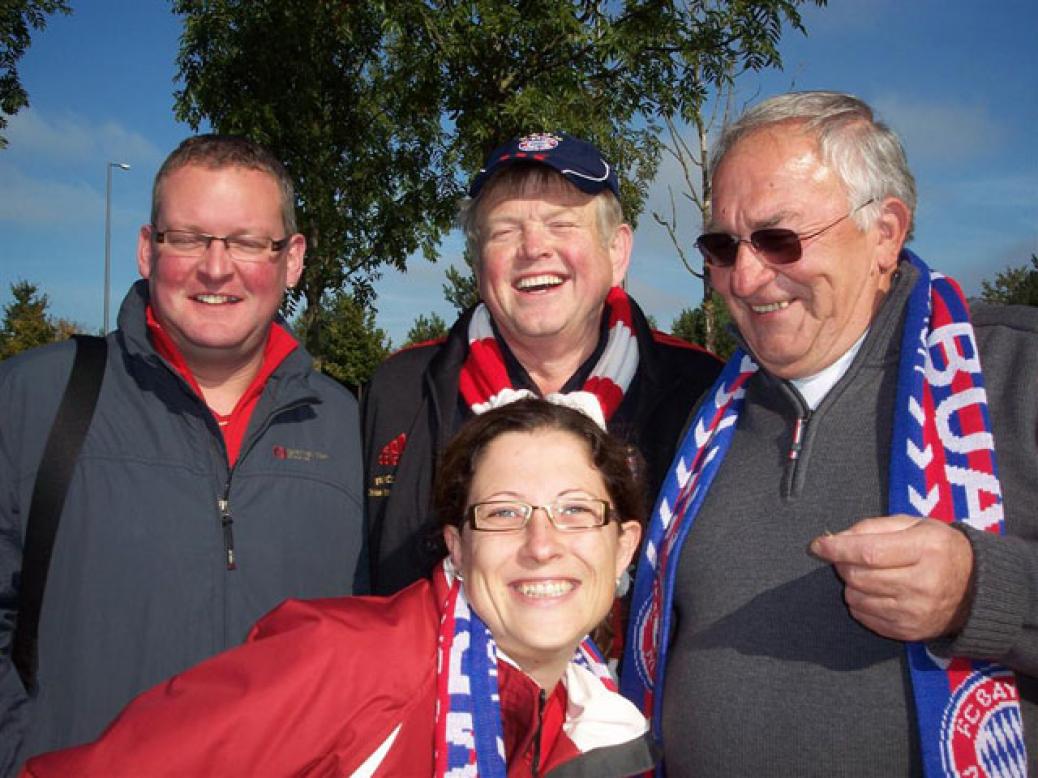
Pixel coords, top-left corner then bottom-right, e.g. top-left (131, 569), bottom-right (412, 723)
top-left (443, 428), bottom-right (641, 687)
top-left (708, 124), bottom-right (905, 379)
top-left (137, 164), bottom-right (304, 374)
top-left (475, 180), bottom-right (631, 358)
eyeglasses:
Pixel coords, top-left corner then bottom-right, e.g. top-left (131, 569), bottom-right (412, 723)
top-left (695, 199), bottom-right (875, 268)
top-left (466, 498), bottom-right (613, 533)
top-left (153, 229), bottom-right (290, 263)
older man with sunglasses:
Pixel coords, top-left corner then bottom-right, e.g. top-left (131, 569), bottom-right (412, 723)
top-left (0, 135), bottom-right (363, 774)
top-left (622, 92), bottom-right (1038, 776)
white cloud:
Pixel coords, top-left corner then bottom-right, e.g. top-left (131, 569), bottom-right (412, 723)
top-left (6, 108), bottom-right (163, 167)
top-left (0, 162), bottom-right (101, 225)
top-left (872, 94), bottom-right (1005, 163)
top-left (936, 172), bottom-right (1038, 211)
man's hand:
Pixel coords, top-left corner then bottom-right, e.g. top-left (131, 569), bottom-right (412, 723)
top-left (809, 516), bottom-right (974, 642)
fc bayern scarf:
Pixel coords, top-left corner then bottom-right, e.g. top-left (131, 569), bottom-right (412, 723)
top-left (621, 251), bottom-right (1026, 777)
top-left (433, 562), bottom-right (616, 777)
top-left (458, 286), bottom-right (639, 428)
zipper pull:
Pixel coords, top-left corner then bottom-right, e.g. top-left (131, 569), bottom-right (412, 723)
top-left (789, 416), bottom-right (806, 461)
top-left (218, 497), bottom-right (237, 570)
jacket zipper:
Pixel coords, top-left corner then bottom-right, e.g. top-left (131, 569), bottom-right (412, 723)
top-left (218, 479), bottom-right (236, 570)
top-left (788, 414), bottom-right (807, 461)
top-left (213, 398), bottom-right (311, 572)
top-left (782, 406), bottom-right (812, 499)
top-left (531, 687), bottom-right (547, 777)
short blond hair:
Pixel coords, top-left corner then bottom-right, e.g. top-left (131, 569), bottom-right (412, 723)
top-left (458, 163), bottom-right (625, 262)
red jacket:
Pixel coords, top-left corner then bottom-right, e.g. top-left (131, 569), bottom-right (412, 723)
top-left (23, 578), bottom-right (652, 777)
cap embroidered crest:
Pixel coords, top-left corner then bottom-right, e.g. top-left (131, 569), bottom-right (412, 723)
top-left (516, 132), bottom-right (562, 152)
top-left (467, 132), bottom-right (620, 198)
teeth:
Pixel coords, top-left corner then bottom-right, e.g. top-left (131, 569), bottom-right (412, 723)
top-left (194, 294), bottom-right (239, 304)
top-left (751, 300), bottom-right (790, 313)
top-left (516, 580), bottom-right (574, 598)
top-left (516, 275), bottom-right (563, 291)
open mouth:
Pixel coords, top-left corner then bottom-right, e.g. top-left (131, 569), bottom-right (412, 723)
top-left (514, 580), bottom-right (576, 598)
top-left (192, 294), bottom-right (242, 305)
top-left (515, 274), bottom-right (565, 293)
top-left (750, 300), bottom-right (790, 314)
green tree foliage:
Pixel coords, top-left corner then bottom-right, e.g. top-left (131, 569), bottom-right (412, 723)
top-left (405, 312), bottom-right (448, 346)
top-left (0, 0), bottom-right (70, 147)
top-left (172, 0), bottom-right (821, 359)
top-left (980, 255), bottom-right (1038, 307)
top-left (316, 291), bottom-right (392, 390)
top-left (173, 1), bottom-right (457, 359)
top-left (443, 246), bottom-right (480, 314)
top-left (671, 292), bottom-right (737, 360)
top-left (0, 280), bottom-right (76, 359)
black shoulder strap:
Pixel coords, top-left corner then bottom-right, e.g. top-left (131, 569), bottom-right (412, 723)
top-left (13, 334), bottom-right (108, 692)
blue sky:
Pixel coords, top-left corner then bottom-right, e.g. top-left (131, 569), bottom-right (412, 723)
top-left (3, 1), bottom-right (1036, 345)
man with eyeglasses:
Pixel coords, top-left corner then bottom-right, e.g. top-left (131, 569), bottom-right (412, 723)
top-left (359, 133), bottom-right (723, 611)
top-left (0, 135), bottom-right (363, 773)
top-left (622, 91), bottom-right (1038, 775)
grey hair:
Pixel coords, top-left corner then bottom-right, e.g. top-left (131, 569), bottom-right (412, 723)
top-left (712, 91), bottom-right (916, 240)
top-left (457, 163), bottom-right (625, 266)
top-left (151, 134), bottom-right (298, 235)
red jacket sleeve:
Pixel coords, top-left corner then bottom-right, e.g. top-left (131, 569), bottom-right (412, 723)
top-left (21, 591), bottom-right (439, 777)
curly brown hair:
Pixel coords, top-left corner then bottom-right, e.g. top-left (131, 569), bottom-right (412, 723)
top-left (433, 398), bottom-right (648, 534)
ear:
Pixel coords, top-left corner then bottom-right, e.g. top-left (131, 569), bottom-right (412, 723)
top-left (443, 525), bottom-right (465, 571)
top-left (284, 233), bottom-right (306, 289)
top-left (613, 520), bottom-right (642, 578)
top-left (137, 225), bottom-right (155, 279)
top-left (608, 223), bottom-right (633, 287)
top-left (872, 196), bottom-right (912, 274)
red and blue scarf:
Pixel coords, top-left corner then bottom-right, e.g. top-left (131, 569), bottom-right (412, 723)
top-left (621, 252), bottom-right (1026, 777)
top-left (434, 563), bottom-right (615, 777)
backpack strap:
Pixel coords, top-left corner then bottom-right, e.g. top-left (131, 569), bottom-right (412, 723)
top-left (13, 334), bottom-right (108, 692)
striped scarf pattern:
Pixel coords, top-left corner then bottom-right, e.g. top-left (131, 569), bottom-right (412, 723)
top-left (458, 286), bottom-right (638, 427)
top-left (621, 252), bottom-right (1025, 777)
top-left (433, 564), bottom-right (614, 777)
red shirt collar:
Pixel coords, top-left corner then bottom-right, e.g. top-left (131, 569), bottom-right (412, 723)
top-left (145, 305), bottom-right (298, 465)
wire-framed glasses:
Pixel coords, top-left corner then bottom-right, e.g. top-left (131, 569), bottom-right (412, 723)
top-left (695, 199), bottom-right (875, 268)
top-left (153, 228), bottom-right (290, 263)
top-left (466, 498), bottom-right (613, 532)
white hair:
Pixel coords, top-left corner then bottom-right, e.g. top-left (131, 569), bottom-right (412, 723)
top-left (712, 91), bottom-right (917, 240)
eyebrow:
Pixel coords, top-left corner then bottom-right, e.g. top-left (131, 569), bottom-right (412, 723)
top-left (705, 208), bottom-right (799, 234)
top-left (473, 488), bottom-right (598, 502)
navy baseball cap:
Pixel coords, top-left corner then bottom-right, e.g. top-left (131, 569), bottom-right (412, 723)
top-left (468, 132), bottom-right (620, 198)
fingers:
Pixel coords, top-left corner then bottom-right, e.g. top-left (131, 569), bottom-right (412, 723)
top-left (839, 515), bottom-right (921, 536)
top-left (810, 517), bottom-right (975, 641)
top-left (810, 516), bottom-right (923, 567)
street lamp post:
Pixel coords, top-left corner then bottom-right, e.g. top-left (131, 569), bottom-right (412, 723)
top-left (104, 161), bottom-right (131, 334)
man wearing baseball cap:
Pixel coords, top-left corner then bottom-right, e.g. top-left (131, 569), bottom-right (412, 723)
top-left (359, 132), bottom-right (722, 606)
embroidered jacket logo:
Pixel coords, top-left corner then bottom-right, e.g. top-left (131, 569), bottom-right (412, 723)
top-left (368, 433), bottom-right (406, 499)
top-left (378, 433), bottom-right (407, 466)
top-left (272, 445), bottom-right (329, 462)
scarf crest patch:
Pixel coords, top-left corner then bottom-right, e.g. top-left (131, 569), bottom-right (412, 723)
top-left (621, 252), bottom-right (1026, 777)
top-left (458, 286), bottom-right (638, 427)
top-left (433, 564), bottom-right (614, 777)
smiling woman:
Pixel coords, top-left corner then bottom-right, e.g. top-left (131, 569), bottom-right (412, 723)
top-left (21, 399), bottom-right (655, 778)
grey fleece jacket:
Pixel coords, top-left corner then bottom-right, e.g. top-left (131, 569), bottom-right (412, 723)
top-left (0, 281), bottom-right (364, 775)
top-left (660, 263), bottom-right (1038, 776)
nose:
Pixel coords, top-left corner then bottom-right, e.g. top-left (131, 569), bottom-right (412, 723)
top-left (198, 237), bottom-right (235, 279)
top-left (726, 241), bottom-right (775, 299)
top-left (518, 507), bottom-right (564, 563)
top-left (519, 223), bottom-right (552, 261)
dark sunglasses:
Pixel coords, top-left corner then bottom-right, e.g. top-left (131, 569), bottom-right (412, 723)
top-left (695, 199), bottom-right (875, 268)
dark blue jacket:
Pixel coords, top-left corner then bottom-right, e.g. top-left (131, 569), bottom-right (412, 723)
top-left (0, 281), bottom-right (363, 774)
